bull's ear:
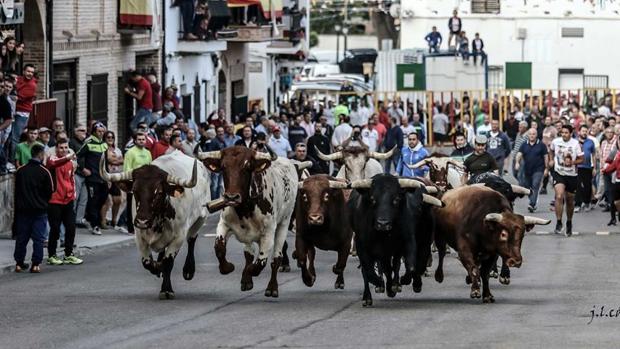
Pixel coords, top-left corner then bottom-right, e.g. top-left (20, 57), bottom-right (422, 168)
top-left (203, 159), bottom-right (222, 172)
top-left (499, 229), bottom-right (509, 242)
top-left (166, 185), bottom-right (185, 198)
top-left (253, 159), bottom-right (271, 173)
top-left (116, 181), bottom-right (133, 193)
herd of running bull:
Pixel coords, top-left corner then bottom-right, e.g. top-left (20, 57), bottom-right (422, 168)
top-left (98, 144), bottom-right (551, 306)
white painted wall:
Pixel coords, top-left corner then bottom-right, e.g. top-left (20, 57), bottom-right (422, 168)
top-left (400, 0), bottom-right (620, 89)
top-left (425, 55), bottom-right (486, 91)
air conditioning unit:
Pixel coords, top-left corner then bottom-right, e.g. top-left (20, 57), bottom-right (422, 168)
top-left (517, 28), bottom-right (527, 40)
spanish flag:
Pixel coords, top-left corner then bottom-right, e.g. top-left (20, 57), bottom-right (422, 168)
top-left (120, 0), bottom-right (153, 27)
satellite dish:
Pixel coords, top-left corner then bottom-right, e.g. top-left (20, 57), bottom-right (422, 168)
top-left (389, 3), bottom-right (401, 18)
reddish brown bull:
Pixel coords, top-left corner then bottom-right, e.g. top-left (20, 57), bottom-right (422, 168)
top-left (295, 175), bottom-right (352, 289)
top-left (433, 186), bottom-right (549, 303)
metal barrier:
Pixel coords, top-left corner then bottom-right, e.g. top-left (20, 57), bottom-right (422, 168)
top-left (286, 88), bottom-right (619, 145)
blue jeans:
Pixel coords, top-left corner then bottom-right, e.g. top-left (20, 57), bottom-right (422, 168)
top-left (14, 213), bottom-right (47, 265)
top-left (210, 172), bottom-right (222, 199)
top-left (428, 44), bottom-right (439, 53)
top-left (523, 171), bottom-right (544, 207)
top-left (129, 108), bottom-right (154, 133)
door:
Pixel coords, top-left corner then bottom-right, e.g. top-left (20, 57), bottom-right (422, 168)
top-left (52, 61), bottom-right (77, 130)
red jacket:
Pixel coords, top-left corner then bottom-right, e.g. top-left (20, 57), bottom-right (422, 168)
top-left (16, 76), bottom-right (37, 113)
top-left (47, 155), bottom-right (76, 205)
top-left (150, 140), bottom-right (170, 160)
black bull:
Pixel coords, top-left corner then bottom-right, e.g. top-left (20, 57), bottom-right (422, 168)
top-left (348, 174), bottom-right (442, 307)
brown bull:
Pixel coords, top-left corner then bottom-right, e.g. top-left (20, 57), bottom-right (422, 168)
top-left (433, 186), bottom-right (550, 303)
top-left (295, 175), bottom-right (353, 289)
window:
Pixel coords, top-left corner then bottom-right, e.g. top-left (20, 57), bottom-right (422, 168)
top-left (561, 28), bottom-right (584, 38)
top-left (471, 0), bottom-right (500, 14)
top-left (87, 74), bottom-right (108, 122)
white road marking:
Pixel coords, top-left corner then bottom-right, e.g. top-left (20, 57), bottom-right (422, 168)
top-left (203, 233), bottom-right (216, 237)
top-left (596, 231), bottom-right (610, 236)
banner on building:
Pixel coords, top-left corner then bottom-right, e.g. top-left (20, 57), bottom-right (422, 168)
top-left (396, 64), bottom-right (426, 91)
top-left (228, 0), bottom-right (282, 19)
top-left (119, 0), bottom-right (153, 27)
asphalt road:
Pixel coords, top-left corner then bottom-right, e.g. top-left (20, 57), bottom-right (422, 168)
top-left (3, 193), bottom-right (620, 349)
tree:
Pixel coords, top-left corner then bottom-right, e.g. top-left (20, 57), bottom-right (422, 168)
top-left (309, 31), bottom-right (319, 48)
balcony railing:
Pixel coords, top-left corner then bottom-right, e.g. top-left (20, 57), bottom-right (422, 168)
top-left (221, 24), bottom-right (284, 42)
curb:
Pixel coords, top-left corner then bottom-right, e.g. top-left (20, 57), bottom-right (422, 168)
top-left (0, 236), bottom-right (135, 276)
top-left (528, 231), bottom-right (620, 236)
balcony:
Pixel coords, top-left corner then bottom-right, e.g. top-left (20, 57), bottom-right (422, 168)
top-left (176, 37), bottom-right (228, 53)
top-left (221, 24), bottom-right (284, 42)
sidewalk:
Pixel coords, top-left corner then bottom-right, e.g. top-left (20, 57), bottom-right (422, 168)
top-left (0, 227), bottom-right (134, 275)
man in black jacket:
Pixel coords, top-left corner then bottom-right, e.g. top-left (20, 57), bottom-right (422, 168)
top-left (448, 9), bottom-right (462, 48)
top-left (472, 33), bottom-right (486, 66)
top-left (13, 144), bottom-right (54, 273)
top-left (383, 117), bottom-right (404, 174)
top-left (307, 123), bottom-right (331, 174)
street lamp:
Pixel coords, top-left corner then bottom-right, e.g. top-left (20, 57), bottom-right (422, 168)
top-left (335, 24), bottom-right (342, 64)
top-left (342, 26), bottom-right (349, 59)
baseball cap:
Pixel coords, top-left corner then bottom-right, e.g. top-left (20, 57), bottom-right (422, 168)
top-left (475, 135), bottom-right (488, 144)
top-left (272, 126), bottom-right (281, 132)
top-left (38, 127), bottom-right (51, 133)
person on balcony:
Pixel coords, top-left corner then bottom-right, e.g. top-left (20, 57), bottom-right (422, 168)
top-left (179, 0), bottom-right (198, 40)
top-left (472, 33), bottom-right (486, 66)
top-left (447, 9), bottom-right (462, 48)
top-left (458, 31), bottom-right (470, 62)
top-left (425, 26), bottom-right (442, 54)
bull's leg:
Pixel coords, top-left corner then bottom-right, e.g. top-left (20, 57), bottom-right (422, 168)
top-left (390, 255), bottom-right (402, 293)
top-left (183, 217), bottom-right (205, 281)
top-left (279, 240), bottom-right (291, 272)
top-left (355, 241), bottom-right (384, 288)
top-left (434, 238), bottom-right (447, 283)
top-left (137, 234), bottom-right (160, 277)
top-left (183, 236), bottom-right (198, 281)
top-left (360, 263), bottom-right (373, 307)
top-left (240, 246), bottom-right (255, 291)
top-left (333, 241), bottom-right (350, 290)
top-left (308, 246), bottom-right (317, 281)
top-left (295, 237), bottom-right (315, 287)
top-left (499, 258), bottom-right (511, 285)
top-left (384, 256), bottom-right (396, 298)
top-left (265, 256), bottom-right (283, 297)
top-left (159, 254), bottom-right (176, 300)
top-left (457, 249), bottom-right (481, 299)
top-left (214, 222), bottom-right (234, 275)
top-left (350, 233), bottom-right (357, 256)
top-left (489, 254), bottom-right (499, 279)
top-left (480, 257), bottom-right (495, 303)
top-left (247, 226), bottom-right (278, 277)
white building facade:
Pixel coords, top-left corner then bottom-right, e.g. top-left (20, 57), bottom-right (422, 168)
top-left (400, 0), bottom-right (620, 90)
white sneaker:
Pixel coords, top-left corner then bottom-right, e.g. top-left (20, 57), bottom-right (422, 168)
top-left (91, 227), bottom-right (102, 235)
top-left (114, 225), bottom-right (129, 234)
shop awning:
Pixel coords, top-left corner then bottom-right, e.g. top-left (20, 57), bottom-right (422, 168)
top-left (228, 0), bottom-right (282, 20)
top-left (119, 0), bottom-right (153, 27)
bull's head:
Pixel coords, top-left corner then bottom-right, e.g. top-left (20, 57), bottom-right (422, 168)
top-left (198, 146), bottom-right (276, 207)
top-left (484, 212), bottom-right (550, 268)
top-left (316, 146), bottom-right (396, 182)
top-left (100, 156), bottom-right (198, 230)
top-left (298, 175), bottom-right (348, 225)
top-left (407, 157), bottom-right (465, 191)
top-left (351, 175), bottom-right (443, 232)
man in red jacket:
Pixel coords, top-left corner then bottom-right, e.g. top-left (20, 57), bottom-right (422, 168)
top-left (11, 64), bottom-right (37, 156)
top-left (150, 126), bottom-right (172, 160)
top-left (46, 139), bottom-right (83, 265)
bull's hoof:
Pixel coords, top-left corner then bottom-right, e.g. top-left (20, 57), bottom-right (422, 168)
top-left (159, 291), bottom-right (175, 300)
top-left (434, 269), bottom-right (444, 283)
top-left (489, 270), bottom-right (499, 279)
top-left (302, 275), bottom-right (316, 287)
top-left (248, 259), bottom-right (267, 277)
top-left (219, 262), bottom-right (235, 275)
top-left (264, 288), bottom-right (279, 298)
top-left (499, 276), bottom-right (510, 285)
top-left (390, 282), bottom-right (402, 294)
top-left (387, 289), bottom-right (397, 298)
top-left (375, 286), bottom-right (385, 293)
top-left (334, 281), bottom-right (345, 289)
top-left (431, 244), bottom-right (438, 253)
top-left (470, 289), bottom-right (481, 299)
top-left (412, 281), bottom-right (422, 293)
top-left (240, 280), bottom-right (254, 291)
top-left (350, 250), bottom-right (357, 257)
top-left (279, 264), bottom-right (291, 273)
top-left (292, 250), bottom-right (298, 260)
top-left (483, 295), bottom-right (495, 303)
top-left (465, 275), bottom-right (472, 285)
top-left (183, 270), bottom-right (195, 281)
top-left (424, 269), bottom-right (431, 277)
top-left (362, 299), bottom-right (373, 307)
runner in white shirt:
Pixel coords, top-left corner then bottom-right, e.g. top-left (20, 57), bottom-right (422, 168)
top-left (361, 120), bottom-right (380, 152)
top-left (549, 124), bottom-right (584, 237)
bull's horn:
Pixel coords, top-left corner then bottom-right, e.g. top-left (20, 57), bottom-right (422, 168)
top-left (447, 159), bottom-right (465, 170)
top-left (511, 185), bottom-right (531, 195)
top-left (167, 160), bottom-right (198, 188)
top-left (254, 151), bottom-right (273, 161)
top-left (99, 154), bottom-right (133, 182)
top-left (406, 158), bottom-right (430, 169)
top-left (397, 178), bottom-right (423, 189)
top-left (351, 179), bottom-right (372, 189)
top-left (368, 146), bottom-right (396, 160)
top-left (422, 194), bottom-right (444, 207)
top-left (328, 180), bottom-right (349, 189)
top-left (196, 150), bottom-right (221, 160)
top-left (484, 213), bottom-right (503, 223)
top-left (316, 147), bottom-right (344, 161)
top-left (298, 181), bottom-right (305, 190)
top-left (293, 160), bottom-right (313, 171)
top-left (523, 216), bottom-right (551, 225)
top-left (425, 186), bottom-right (439, 194)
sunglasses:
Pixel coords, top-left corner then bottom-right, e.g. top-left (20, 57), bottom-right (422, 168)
top-left (77, 129), bottom-right (86, 132)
